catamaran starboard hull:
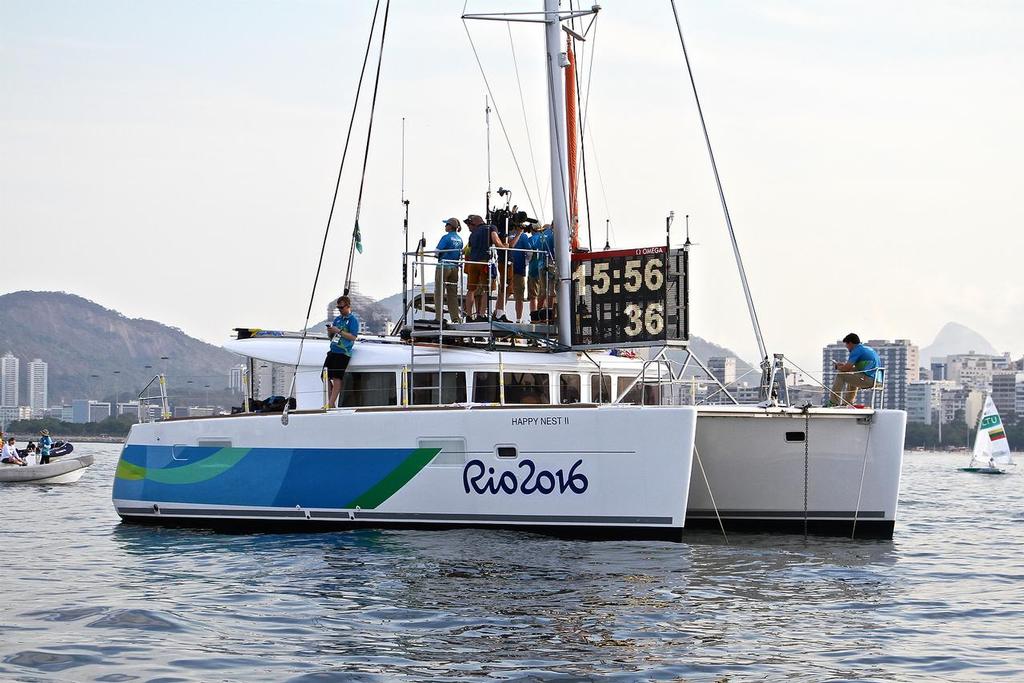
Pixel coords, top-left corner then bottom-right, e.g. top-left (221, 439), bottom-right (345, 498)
top-left (681, 407), bottom-right (906, 539)
top-left (113, 405), bottom-right (698, 540)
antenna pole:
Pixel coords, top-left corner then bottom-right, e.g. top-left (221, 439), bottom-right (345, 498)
top-left (485, 96), bottom-right (492, 218)
top-left (401, 117), bottom-right (410, 333)
top-left (604, 218), bottom-right (610, 250)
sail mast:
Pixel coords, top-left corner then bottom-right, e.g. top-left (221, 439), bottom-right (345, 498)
top-left (544, 0), bottom-right (572, 347)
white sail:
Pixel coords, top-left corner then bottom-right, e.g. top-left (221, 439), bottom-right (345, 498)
top-left (970, 395), bottom-right (1013, 468)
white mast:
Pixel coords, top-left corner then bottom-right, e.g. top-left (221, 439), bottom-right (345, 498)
top-left (544, 0), bottom-right (572, 347)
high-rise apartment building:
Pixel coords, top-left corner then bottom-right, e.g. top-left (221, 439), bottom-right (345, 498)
top-left (229, 364), bottom-right (247, 392)
top-left (991, 371), bottom-right (1022, 421)
top-left (27, 358), bottom-right (48, 417)
top-left (708, 357), bottom-right (737, 387)
top-left (823, 339), bottom-right (918, 410)
top-left (906, 380), bottom-right (956, 424)
top-left (1, 352), bottom-right (19, 407)
top-left (946, 352), bottom-right (1012, 391)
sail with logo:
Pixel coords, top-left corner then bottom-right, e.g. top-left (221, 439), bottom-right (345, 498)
top-left (960, 395), bottom-right (1014, 474)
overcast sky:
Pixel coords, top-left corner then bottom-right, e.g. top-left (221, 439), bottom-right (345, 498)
top-left (2, 0), bottom-right (1022, 375)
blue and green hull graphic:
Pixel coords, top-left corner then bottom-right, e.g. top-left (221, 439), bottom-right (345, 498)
top-left (113, 444), bottom-right (439, 509)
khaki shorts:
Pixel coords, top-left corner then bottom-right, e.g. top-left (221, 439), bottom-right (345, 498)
top-left (528, 275), bottom-right (547, 299)
top-left (510, 274), bottom-right (526, 301)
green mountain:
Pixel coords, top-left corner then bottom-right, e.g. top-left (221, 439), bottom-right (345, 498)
top-left (0, 291), bottom-right (242, 405)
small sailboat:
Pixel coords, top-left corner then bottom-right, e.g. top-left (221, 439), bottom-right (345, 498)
top-left (960, 395), bottom-right (1014, 474)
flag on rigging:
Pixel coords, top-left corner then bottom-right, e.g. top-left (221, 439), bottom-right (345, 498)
top-left (354, 220), bottom-right (364, 254)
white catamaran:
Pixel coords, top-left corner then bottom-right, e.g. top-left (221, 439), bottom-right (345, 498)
top-left (113, 1), bottom-right (906, 539)
top-left (960, 395), bottom-right (1014, 475)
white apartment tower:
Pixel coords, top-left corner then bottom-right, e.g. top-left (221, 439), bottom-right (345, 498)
top-left (1, 352), bottom-right (19, 407)
top-left (28, 358), bottom-right (48, 417)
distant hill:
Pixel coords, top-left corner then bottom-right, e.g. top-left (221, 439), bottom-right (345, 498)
top-left (0, 291), bottom-right (241, 404)
top-left (920, 322), bottom-right (998, 364)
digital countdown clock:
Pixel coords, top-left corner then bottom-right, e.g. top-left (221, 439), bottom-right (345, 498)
top-left (570, 246), bottom-right (689, 349)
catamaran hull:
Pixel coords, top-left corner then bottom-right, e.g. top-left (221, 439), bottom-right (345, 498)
top-left (113, 405), bottom-right (697, 540)
top-left (683, 408), bottom-right (906, 539)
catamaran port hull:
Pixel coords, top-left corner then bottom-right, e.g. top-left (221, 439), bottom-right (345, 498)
top-left (682, 406), bottom-right (906, 539)
top-left (113, 404), bottom-right (698, 541)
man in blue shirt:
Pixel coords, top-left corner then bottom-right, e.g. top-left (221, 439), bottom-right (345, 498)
top-left (527, 223), bottom-right (555, 318)
top-left (506, 222), bottom-right (531, 323)
top-left (325, 295), bottom-right (360, 408)
top-left (435, 218), bottom-right (464, 324)
top-left (828, 333), bottom-right (881, 407)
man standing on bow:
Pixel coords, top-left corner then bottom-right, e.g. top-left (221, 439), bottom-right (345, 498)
top-left (324, 295), bottom-right (360, 408)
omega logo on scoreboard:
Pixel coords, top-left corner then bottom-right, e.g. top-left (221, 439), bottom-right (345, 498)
top-left (570, 246), bottom-right (689, 349)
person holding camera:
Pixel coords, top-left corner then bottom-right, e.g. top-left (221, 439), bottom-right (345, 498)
top-left (324, 295), bottom-right (360, 408)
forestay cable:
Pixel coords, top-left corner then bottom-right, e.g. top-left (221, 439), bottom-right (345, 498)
top-left (284, 0), bottom-right (383, 421)
top-left (669, 0), bottom-right (767, 362)
top-left (508, 23), bottom-right (547, 219)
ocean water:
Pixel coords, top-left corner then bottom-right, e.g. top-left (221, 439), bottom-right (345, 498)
top-left (1, 444), bottom-right (1021, 682)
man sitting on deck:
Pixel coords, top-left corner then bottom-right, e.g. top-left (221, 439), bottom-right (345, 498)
top-left (828, 333), bottom-right (881, 407)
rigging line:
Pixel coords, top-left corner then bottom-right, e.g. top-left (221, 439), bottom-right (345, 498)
top-left (462, 16), bottom-right (539, 219)
top-left (344, 0), bottom-right (393, 295)
top-left (581, 14), bottom-right (599, 132)
top-left (669, 0), bottom-right (767, 362)
top-left (288, 0), bottom-right (382, 393)
top-left (507, 23), bottom-right (546, 219)
top-left (585, 123), bottom-right (611, 224)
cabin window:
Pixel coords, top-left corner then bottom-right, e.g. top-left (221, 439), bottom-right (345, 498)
top-left (341, 372), bottom-right (398, 407)
top-left (412, 372), bottom-right (467, 405)
top-left (473, 372), bottom-right (501, 403)
top-left (559, 374), bottom-right (581, 404)
top-left (616, 376), bottom-right (662, 405)
top-left (590, 374), bottom-right (612, 403)
top-left (504, 372), bottom-right (550, 404)
top-left (473, 372), bottom-right (551, 404)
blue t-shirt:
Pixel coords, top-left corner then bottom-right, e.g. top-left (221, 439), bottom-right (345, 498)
top-left (847, 343), bottom-right (880, 380)
top-left (330, 313), bottom-right (359, 355)
top-left (435, 232), bottom-right (463, 269)
top-left (468, 224), bottom-right (497, 263)
top-left (507, 230), bottom-right (529, 274)
top-left (528, 231), bottom-right (553, 278)
top-left (39, 435), bottom-right (52, 455)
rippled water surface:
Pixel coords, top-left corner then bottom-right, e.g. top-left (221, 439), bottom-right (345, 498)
top-left (1, 445), bottom-right (1022, 681)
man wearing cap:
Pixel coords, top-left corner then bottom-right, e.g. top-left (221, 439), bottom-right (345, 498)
top-left (464, 214), bottom-right (505, 321)
top-left (435, 218), bottom-right (464, 324)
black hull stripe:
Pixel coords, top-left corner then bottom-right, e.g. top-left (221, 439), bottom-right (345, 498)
top-left (687, 509), bottom-right (886, 519)
top-left (115, 507), bottom-right (672, 525)
top-left (114, 514), bottom-right (896, 540)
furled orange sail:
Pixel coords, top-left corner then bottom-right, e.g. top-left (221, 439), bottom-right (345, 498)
top-left (565, 35), bottom-right (579, 251)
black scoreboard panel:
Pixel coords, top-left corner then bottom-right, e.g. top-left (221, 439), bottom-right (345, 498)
top-left (570, 246), bottom-right (688, 349)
